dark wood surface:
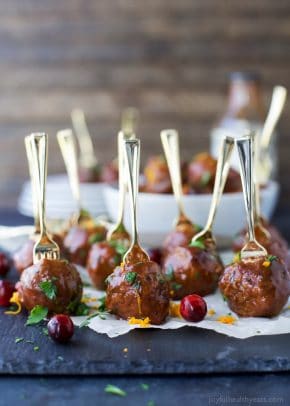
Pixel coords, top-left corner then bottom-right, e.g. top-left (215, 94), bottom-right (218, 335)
top-left (0, 0), bottom-right (290, 207)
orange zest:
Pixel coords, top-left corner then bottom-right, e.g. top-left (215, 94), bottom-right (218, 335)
top-left (128, 317), bottom-right (151, 327)
top-left (207, 309), bottom-right (216, 316)
top-left (5, 292), bottom-right (22, 315)
top-left (170, 302), bottom-right (181, 318)
top-left (217, 315), bottom-right (237, 325)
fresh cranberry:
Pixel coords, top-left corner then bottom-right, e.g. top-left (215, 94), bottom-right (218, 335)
top-left (0, 252), bottom-right (10, 276)
top-left (0, 280), bottom-right (15, 306)
top-left (47, 314), bottom-right (74, 343)
top-left (180, 294), bottom-right (207, 322)
top-left (147, 247), bottom-right (163, 265)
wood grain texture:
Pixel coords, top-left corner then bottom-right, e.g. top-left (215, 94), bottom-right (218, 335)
top-left (0, 0), bottom-right (289, 207)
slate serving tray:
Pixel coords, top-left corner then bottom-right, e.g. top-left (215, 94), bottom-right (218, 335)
top-left (1, 211), bottom-right (290, 375)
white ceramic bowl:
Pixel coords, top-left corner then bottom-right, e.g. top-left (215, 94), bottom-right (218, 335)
top-left (104, 181), bottom-right (279, 247)
top-left (18, 174), bottom-right (107, 219)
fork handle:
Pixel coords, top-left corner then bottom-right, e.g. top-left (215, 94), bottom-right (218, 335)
top-left (30, 133), bottom-right (48, 238)
top-left (236, 133), bottom-right (256, 242)
top-left (25, 135), bottom-right (40, 234)
top-left (57, 129), bottom-right (82, 216)
top-left (204, 136), bottom-right (235, 231)
top-left (160, 129), bottom-right (186, 220)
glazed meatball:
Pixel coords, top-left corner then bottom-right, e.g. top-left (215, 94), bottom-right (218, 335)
top-left (233, 222), bottom-right (289, 261)
top-left (13, 233), bottom-right (65, 274)
top-left (219, 256), bottom-right (290, 317)
top-left (163, 222), bottom-right (200, 256)
top-left (187, 152), bottom-right (241, 194)
top-left (18, 258), bottom-right (83, 314)
top-left (106, 260), bottom-right (170, 325)
top-left (142, 155), bottom-right (172, 194)
top-left (87, 241), bottom-right (124, 290)
top-left (163, 245), bottom-right (223, 299)
top-left (63, 225), bottom-right (107, 266)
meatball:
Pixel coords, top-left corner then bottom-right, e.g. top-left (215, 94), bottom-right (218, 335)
top-left (106, 260), bottom-right (170, 325)
top-left (187, 152), bottom-right (241, 194)
top-left (219, 256), bottom-right (290, 317)
top-left (163, 245), bottom-right (223, 299)
top-left (142, 155), bottom-right (172, 194)
top-left (13, 233), bottom-right (65, 274)
top-left (87, 241), bottom-right (124, 290)
top-left (63, 225), bottom-right (107, 266)
top-left (163, 222), bottom-right (200, 256)
top-left (18, 258), bottom-right (83, 314)
top-left (232, 222), bottom-right (289, 261)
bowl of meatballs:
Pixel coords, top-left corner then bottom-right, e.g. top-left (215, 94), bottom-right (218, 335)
top-left (104, 152), bottom-right (279, 246)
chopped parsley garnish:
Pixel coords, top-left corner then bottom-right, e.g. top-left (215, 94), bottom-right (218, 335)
top-left (39, 279), bottom-right (57, 300)
top-left (222, 294), bottom-right (227, 302)
top-left (15, 337), bottom-right (24, 344)
top-left (33, 346), bottom-right (39, 352)
top-left (113, 255), bottom-right (121, 266)
top-left (189, 238), bottom-right (205, 250)
top-left (67, 297), bottom-right (81, 313)
top-left (26, 305), bottom-right (48, 326)
top-left (104, 384), bottom-right (127, 397)
top-left (109, 240), bottom-right (128, 256)
top-left (74, 302), bottom-right (90, 316)
top-left (165, 265), bottom-right (174, 281)
top-left (172, 282), bottom-right (182, 291)
top-left (98, 296), bottom-right (106, 312)
top-left (267, 255), bottom-right (278, 263)
top-left (125, 271), bottom-right (137, 285)
top-left (140, 383), bottom-right (149, 390)
top-left (42, 328), bottom-right (49, 336)
top-left (79, 310), bottom-right (109, 328)
top-left (199, 170), bottom-right (211, 187)
top-left (88, 232), bottom-right (104, 244)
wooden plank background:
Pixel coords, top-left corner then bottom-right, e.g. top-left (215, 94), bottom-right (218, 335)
top-left (0, 0), bottom-right (290, 207)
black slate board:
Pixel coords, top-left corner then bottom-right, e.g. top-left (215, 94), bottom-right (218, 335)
top-left (1, 210), bottom-right (290, 376)
top-left (1, 305), bottom-right (290, 375)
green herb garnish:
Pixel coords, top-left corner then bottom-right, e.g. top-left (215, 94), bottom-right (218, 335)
top-left (267, 255), bottom-right (278, 263)
top-left (189, 238), bottom-right (205, 250)
top-left (66, 297), bottom-right (81, 313)
top-left (15, 337), bottom-right (24, 344)
top-left (88, 232), bottom-right (104, 244)
top-left (140, 383), bottom-right (149, 390)
top-left (199, 170), bottom-right (211, 187)
top-left (26, 305), bottom-right (48, 326)
top-left (98, 296), bottom-right (106, 312)
top-left (42, 328), bottom-right (49, 336)
top-left (79, 310), bottom-right (109, 328)
top-left (125, 271), bottom-right (137, 285)
top-left (39, 280), bottom-right (57, 300)
top-left (172, 282), bottom-right (182, 291)
top-left (222, 294), bottom-right (227, 302)
top-left (74, 302), bottom-right (90, 316)
top-left (165, 265), bottom-right (174, 281)
top-left (33, 346), bottom-right (39, 352)
top-left (109, 240), bottom-right (128, 256)
top-left (104, 384), bottom-right (127, 397)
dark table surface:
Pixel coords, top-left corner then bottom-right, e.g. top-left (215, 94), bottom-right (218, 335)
top-left (1, 208), bottom-right (290, 405)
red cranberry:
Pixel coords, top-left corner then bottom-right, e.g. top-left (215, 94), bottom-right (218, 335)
top-left (147, 247), bottom-right (163, 265)
top-left (0, 252), bottom-right (10, 276)
top-left (47, 314), bottom-right (74, 343)
top-left (180, 294), bottom-right (207, 322)
top-left (0, 280), bottom-right (15, 306)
